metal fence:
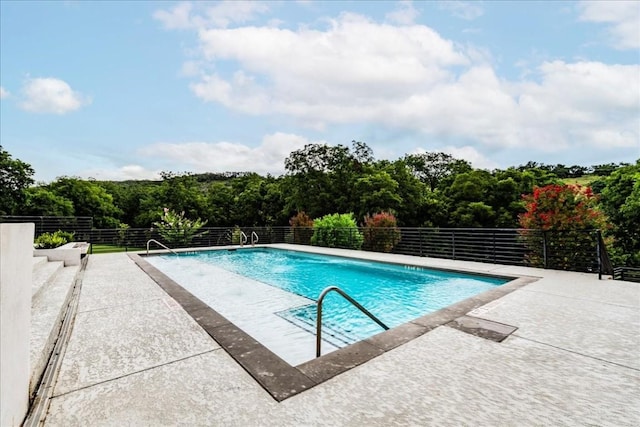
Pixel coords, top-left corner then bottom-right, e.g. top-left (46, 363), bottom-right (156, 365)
top-left (85, 225), bottom-right (604, 274)
top-left (1, 215), bottom-right (619, 277)
top-left (613, 267), bottom-right (640, 282)
top-left (0, 215), bottom-right (93, 240)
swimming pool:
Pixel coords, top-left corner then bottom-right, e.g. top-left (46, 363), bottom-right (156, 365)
top-left (145, 247), bottom-right (507, 364)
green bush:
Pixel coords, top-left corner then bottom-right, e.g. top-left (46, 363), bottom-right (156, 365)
top-left (153, 208), bottom-right (207, 247)
top-left (311, 213), bottom-right (363, 249)
top-left (231, 225), bottom-right (243, 245)
top-left (362, 212), bottom-right (401, 253)
top-left (34, 230), bottom-right (74, 249)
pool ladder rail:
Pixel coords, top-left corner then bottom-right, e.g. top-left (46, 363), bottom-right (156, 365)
top-left (239, 231), bottom-right (259, 247)
top-left (146, 239), bottom-right (179, 256)
top-left (316, 286), bottom-right (389, 358)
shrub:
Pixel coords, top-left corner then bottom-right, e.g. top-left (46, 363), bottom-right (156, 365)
top-left (116, 222), bottom-right (130, 246)
top-left (311, 213), bottom-right (363, 249)
top-left (231, 225), bottom-right (243, 245)
top-left (34, 230), bottom-right (74, 249)
top-left (153, 208), bottom-right (207, 247)
top-left (362, 211), bottom-right (401, 253)
top-left (288, 211), bottom-right (314, 245)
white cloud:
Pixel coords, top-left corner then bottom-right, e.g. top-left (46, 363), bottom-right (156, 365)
top-left (79, 165), bottom-right (161, 181)
top-left (140, 132), bottom-right (322, 175)
top-left (157, 6), bottom-right (639, 161)
top-left (578, 0), bottom-right (640, 50)
top-left (153, 1), bottom-right (269, 30)
top-left (412, 145), bottom-right (498, 170)
top-left (0, 86), bottom-right (9, 99)
top-left (438, 1), bottom-right (484, 21)
top-left (441, 146), bottom-right (498, 170)
top-left (191, 13), bottom-right (468, 123)
top-left (386, 1), bottom-right (420, 25)
top-left (19, 77), bottom-right (90, 114)
top-left (153, 2), bottom-right (194, 30)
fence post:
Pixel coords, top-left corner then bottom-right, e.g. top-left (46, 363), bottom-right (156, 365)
top-left (452, 230), bottom-right (456, 260)
top-left (492, 231), bottom-right (496, 263)
top-left (419, 228), bottom-right (423, 257)
top-left (596, 230), bottom-right (602, 280)
top-left (543, 231), bottom-right (548, 269)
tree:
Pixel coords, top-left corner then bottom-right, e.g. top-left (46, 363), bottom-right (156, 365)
top-left (600, 161), bottom-right (640, 266)
top-left (354, 170), bottom-right (402, 219)
top-left (205, 181), bottom-right (235, 227)
top-left (283, 141), bottom-right (376, 219)
top-left (98, 180), bottom-right (157, 227)
top-left (445, 170), bottom-right (497, 227)
top-left (22, 187), bottom-right (74, 216)
top-left (231, 173), bottom-right (268, 226)
top-left (0, 145), bottom-right (34, 215)
top-left (404, 152), bottom-right (472, 191)
top-left (519, 184), bottom-right (605, 230)
top-left (519, 184), bottom-right (607, 270)
top-left (48, 177), bottom-right (121, 228)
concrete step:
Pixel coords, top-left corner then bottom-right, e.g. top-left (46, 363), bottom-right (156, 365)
top-left (32, 260), bottom-right (64, 300)
top-left (32, 256), bottom-right (48, 268)
top-left (29, 264), bottom-right (79, 396)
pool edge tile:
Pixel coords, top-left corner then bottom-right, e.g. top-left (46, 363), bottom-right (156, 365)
top-left (130, 250), bottom-right (539, 403)
top-left (296, 340), bottom-right (385, 383)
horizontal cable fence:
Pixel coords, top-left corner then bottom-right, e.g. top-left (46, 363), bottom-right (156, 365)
top-left (0, 215), bottom-right (93, 240)
top-left (613, 267), bottom-right (640, 282)
top-left (85, 226), bottom-right (602, 273)
top-left (1, 216), bottom-right (613, 276)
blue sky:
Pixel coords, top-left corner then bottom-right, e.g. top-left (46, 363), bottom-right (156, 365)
top-left (1, 1), bottom-right (638, 182)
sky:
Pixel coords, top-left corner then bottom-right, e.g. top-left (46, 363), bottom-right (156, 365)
top-left (1, 1), bottom-right (639, 182)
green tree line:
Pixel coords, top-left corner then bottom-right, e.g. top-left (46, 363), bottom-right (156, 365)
top-left (1, 143), bottom-right (638, 265)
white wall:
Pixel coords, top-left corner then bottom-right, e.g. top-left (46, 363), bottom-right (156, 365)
top-left (33, 247), bottom-right (81, 266)
top-left (0, 223), bottom-right (34, 426)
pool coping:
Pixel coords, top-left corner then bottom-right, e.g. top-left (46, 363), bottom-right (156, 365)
top-left (129, 248), bottom-right (538, 402)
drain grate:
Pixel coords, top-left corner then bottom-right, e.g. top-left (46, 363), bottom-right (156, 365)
top-left (447, 315), bottom-right (517, 342)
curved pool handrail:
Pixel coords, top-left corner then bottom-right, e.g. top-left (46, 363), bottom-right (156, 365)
top-left (240, 231), bottom-right (248, 247)
top-left (316, 285), bottom-right (389, 358)
top-left (251, 231), bottom-right (259, 246)
top-left (146, 239), bottom-right (179, 256)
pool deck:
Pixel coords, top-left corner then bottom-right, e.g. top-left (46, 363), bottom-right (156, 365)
top-left (42, 245), bottom-right (640, 426)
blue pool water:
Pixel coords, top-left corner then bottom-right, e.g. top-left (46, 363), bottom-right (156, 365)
top-left (161, 248), bottom-right (507, 346)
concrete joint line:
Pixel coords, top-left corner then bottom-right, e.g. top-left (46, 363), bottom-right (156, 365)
top-left (23, 256), bottom-right (89, 427)
top-left (50, 349), bottom-right (219, 399)
top-left (511, 334), bottom-right (640, 372)
top-left (75, 296), bottom-right (165, 315)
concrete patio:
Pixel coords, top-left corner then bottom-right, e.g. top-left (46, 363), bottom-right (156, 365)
top-left (38, 245), bottom-right (640, 426)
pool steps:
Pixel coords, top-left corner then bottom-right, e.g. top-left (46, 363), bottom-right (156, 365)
top-left (279, 305), bottom-right (358, 347)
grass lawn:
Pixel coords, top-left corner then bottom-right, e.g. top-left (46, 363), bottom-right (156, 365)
top-left (562, 175), bottom-right (604, 186)
top-left (90, 244), bottom-right (144, 254)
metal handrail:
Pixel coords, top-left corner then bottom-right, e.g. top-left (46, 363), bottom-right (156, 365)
top-left (146, 239), bottom-right (179, 256)
top-left (316, 285), bottom-right (389, 357)
top-left (240, 231), bottom-right (248, 247)
top-left (251, 231), bottom-right (259, 246)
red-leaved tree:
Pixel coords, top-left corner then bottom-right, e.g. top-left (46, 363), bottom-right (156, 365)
top-left (362, 211), bottom-right (401, 253)
top-left (288, 211), bottom-right (314, 244)
top-left (519, 184), bottom-right (607, 270)
top-left (519, 184), bottom-right (606, 230)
